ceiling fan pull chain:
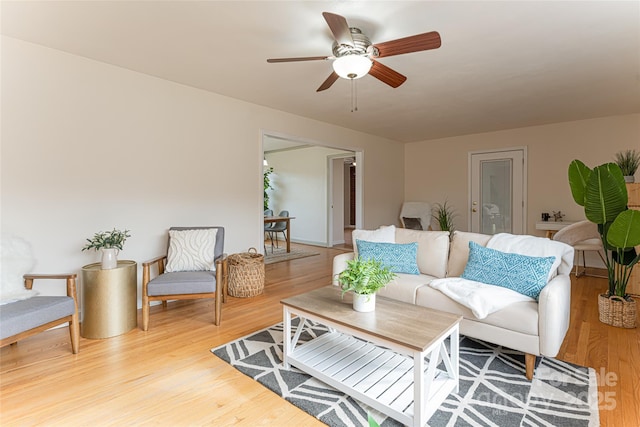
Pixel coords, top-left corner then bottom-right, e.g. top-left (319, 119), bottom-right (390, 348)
top-left (351, 78), bottom-right (358, 112)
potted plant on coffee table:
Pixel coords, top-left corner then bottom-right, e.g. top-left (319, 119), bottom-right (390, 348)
top-left (337, 257), bottom-right (396, 312)
top-left (568, 160), bottom-right (640, 328)
top-left (82, 228), bottom-right (131, 270)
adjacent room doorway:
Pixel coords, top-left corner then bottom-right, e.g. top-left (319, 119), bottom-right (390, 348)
top-left (469, 148), bottom-right (527, 235)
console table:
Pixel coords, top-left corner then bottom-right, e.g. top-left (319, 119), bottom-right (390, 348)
top-left (81, 260), bottom-right (137, 339)
top-left (535, 220), bottom-right (576, 238)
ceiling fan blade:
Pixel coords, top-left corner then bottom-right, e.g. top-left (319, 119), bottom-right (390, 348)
top-left (322, 12), bottom-right (354, 47)
top-left (267, 56), bottom-right (330, 63)
top-left (317, 72), bottom-right (340, 92)
top-left (369, 60), bottom-right (407, 88)
top-left (374, 31), bottom-right (441, 58)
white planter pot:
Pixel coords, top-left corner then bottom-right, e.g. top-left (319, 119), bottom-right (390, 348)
top-left (101, 248), bottom-right (119, 270)
top-left (353, 292), bottom-right (376, 312)
top-left (624, 175), bottom-right (635, 183)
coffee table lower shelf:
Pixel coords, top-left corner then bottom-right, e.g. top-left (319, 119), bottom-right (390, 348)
top-left (285, 325), bottom-right (458, 426)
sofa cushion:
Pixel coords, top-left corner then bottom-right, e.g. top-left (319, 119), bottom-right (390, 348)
top-left (415, 286), bottom-right (539, 336)
top-left (395, 228), bottom-right (450, 278)
top-left (461, 242), bottom-right (555, 300)
top-left (352, 225), bottom-right (395, 256)
top-left (355, 240), bottom-right (419, 275)
top-left (447, 231), bottom-right (492, 277)
top-left (377, 273), bottom-right (434, 304)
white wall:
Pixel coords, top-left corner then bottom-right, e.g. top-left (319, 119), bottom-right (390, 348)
top-left (405, 113), bottom-right (640, 266)
top-left (1, 37), bottom-right (405, 306)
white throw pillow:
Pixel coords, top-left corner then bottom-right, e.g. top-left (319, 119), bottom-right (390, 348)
top-left (165, 229), bottom-right (217, 272)
top-left (0, 234), bottom-right (38, 305)
top-left (352, 225), bottom-right (396, 256)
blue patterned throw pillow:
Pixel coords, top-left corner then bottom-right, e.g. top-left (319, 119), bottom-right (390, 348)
top-left (355, 240), bottom-right (420, 275)
top-left (461, 241), bottom-right (555, 300)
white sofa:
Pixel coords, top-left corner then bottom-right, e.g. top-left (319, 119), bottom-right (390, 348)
top-left (332, 227), bottom-right (574, 380)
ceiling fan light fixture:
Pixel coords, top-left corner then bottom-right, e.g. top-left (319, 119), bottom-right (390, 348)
top-left (332, 55), bottom-right (372, 80)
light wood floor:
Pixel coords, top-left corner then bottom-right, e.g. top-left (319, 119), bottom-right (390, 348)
top-left (1, 242), bottom-right (639, 426)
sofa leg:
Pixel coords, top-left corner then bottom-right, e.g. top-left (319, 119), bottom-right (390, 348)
top-left (525, 353), bottom-right (536, 380)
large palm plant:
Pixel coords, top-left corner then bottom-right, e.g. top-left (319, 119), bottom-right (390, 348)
top-left (568, 160), bottom-right (640, 297)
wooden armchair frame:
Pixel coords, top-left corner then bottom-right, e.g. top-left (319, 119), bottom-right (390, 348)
top-left (141, 255), bottom-right (228, 331)
top-left (0, 274), bottom-right (79, 353)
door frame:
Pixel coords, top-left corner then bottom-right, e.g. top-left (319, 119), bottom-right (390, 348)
top-left (261, 130), bottom-right (363, 249)
top-left (327, 152), bottom-right (362, 246)
top-left (468, 147), bottom-right (528, 234)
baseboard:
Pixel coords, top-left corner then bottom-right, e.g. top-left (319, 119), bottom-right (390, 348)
top-left (290, 238), bottom-right (327, 247)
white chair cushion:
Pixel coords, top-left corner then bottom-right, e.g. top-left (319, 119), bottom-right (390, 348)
top-left (573, 238), bottom-right (602, 251)
top-left (165, 228), bottom-right (218, 272)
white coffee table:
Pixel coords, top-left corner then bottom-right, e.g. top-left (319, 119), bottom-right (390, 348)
top-left (281, 286), bottom-right (462, 427)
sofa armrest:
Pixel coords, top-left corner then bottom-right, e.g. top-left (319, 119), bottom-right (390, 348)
top-left (332, 252), bottom-right (355, 286)
top-left (538, 273), bottom-right (571, 357)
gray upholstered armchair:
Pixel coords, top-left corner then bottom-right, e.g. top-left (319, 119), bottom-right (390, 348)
top-left (0, 274), bottom-right (80, 353)
top-left (1, 234), bottom-right (79, 353)
top-left (141, 226), bottom-right (227, 330)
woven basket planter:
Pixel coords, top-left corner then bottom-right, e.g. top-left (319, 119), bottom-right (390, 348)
top-left (228, 248), bottom-right (265, 298)
top-left (598, 294), bottom-right (637, 329)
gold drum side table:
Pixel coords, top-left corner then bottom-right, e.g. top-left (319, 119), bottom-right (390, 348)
top-left (81, 260), bottom-right (137, 339)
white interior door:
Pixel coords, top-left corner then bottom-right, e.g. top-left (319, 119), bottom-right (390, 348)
top-left (469, 148), bottom-right (526, 235)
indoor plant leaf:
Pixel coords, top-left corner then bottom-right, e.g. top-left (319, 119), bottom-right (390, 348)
top-left (568, 159), bottom-right (592, 207)
top-left (608, 209), bottom-right (640, 253)
top-left (584, 163), bottom-right (627, 224)
top-left (337, 257), bottom-right (395, 297)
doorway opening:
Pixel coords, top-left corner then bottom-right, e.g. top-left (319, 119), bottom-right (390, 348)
top-left (262, 132), bottom-right (362, 248)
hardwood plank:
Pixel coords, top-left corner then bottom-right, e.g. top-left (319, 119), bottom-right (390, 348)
top-left (1, 241), bottom-right (639, 426)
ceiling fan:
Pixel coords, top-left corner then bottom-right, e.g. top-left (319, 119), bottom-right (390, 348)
top-left (267, 12), bottom-right (441, 92)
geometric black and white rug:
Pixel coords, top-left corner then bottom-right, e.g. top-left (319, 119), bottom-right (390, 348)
top-left (211, 319), bottom-right (599, 426)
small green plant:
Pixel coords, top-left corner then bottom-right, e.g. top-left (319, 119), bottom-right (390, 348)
top-left (614, 149), bottom-right (640, 176)
top-left (433, 201), bottom-right (456, 232)
top-left (264, 167), bottom-right (274, 211)
top-left (337, 257), bottom-right (396, 296)
top-left (82, 228), bottom-right (131, 251)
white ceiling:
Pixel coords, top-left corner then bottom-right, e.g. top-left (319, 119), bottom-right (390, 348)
top-left (2, 1), bottom-right (639, 143)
